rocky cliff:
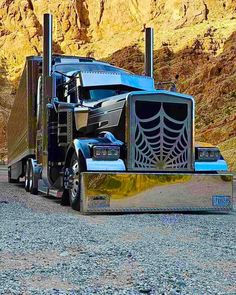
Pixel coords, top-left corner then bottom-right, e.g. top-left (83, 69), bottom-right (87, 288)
top-left (0, 0), bottom-right (235, 169)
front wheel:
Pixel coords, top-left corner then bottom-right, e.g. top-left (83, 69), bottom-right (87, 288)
top-left (62, 152), bottom-right (85, 211)
top-left (24, 161), bottom-right (30, 192)
top-left (69, 153), bottom-right (81, 210)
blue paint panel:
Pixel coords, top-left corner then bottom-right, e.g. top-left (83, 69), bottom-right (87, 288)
top-left (195, 160), bottom-right (228, 171)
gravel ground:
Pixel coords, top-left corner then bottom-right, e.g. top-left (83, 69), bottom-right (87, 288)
top-left (0, 166), bottom-right (235, 295)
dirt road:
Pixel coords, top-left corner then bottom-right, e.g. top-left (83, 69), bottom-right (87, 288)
top-left (0, 166), bottom-right (235, 294)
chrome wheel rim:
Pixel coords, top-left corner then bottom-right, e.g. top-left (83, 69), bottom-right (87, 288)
top-left (25, 162), bottom-right (29, 189)
top-left (29, 165), bottom-right (33, 190)
top-left (70, 159), bottom-right (80, 202)
top-left (25, 174), bottom-right (28, 188)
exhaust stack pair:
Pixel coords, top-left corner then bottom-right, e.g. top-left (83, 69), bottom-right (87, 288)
top-left (42, 14), bottom-right (154, 92)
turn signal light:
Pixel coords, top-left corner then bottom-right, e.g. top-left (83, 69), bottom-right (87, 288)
top-left (197, 148), bottom-right (221, 162)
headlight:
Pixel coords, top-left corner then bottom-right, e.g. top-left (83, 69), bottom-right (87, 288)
top-left (93, 145), bottom-right (120, 160)
top-left (197, 148), bottom-right (221, 162)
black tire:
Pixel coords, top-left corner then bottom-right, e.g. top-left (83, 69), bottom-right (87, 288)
top-left (24, 161), bottom-right (30, 192)
top-left (28, 161), bottom-right (38, 195)
top-left (69, 152), bottom-right (81, 211)
top-left (64, 152), bottom-right (85, 211)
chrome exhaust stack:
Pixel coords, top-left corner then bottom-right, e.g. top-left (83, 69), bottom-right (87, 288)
top-left (42, 13), bottom-right (53, 149)
top-left (42, 13), bottom-right (53, 185)
top-left (144, 27), bottom-right (154, 78)
top-left (43, 13), bottom-right (53, 101)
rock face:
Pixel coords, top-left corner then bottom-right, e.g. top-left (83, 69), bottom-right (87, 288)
top-left (0, 0), bottom-right (235, 169)
top-left (0, 58), bottom-right (12, 162)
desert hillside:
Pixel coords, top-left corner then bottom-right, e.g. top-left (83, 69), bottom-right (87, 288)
top-left (0, 0), bottom-right (235, 170)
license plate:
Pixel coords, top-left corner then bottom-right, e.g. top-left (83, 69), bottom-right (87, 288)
top-left (212, 195), bottom-right (230, 207)
top-left (88, 195), bottom-right (110, 208)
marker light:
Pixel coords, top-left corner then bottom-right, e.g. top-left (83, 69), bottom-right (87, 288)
top-left (93, 145), bottom-right (120, 160)
top-left (197, 148), bottom-right (221, 162)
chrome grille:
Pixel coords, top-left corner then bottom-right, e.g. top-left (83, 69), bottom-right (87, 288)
top-left (127, 93), bottom-right (193, 171)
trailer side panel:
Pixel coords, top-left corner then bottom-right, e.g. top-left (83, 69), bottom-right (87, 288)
top-left (7, 57), bottom-right (41, 168)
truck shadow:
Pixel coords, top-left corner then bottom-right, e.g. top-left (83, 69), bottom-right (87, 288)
top-left (14, 181), bottom-right (61, 204)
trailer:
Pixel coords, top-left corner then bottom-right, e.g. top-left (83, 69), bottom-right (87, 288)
top-left (7, 14), bottom-right (233, 213)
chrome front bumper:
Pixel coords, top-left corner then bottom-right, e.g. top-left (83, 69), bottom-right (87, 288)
top-left (80, 173), bottom-right (233, 213)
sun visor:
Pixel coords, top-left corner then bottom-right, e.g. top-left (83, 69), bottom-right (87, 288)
top-left (77, 71), bottom-right (155, 91)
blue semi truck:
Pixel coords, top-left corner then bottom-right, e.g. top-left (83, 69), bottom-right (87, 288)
top-left (7, 14), bottom-right (233, 213)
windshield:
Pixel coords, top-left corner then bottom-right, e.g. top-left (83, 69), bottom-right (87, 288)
top-left (54, 63), bottom-right (131, 75)
top-left (80, 86), bottom-right (137, 101)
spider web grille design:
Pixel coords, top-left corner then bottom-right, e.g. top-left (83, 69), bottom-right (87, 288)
top-left (130, 100), bottom-right (192, 171)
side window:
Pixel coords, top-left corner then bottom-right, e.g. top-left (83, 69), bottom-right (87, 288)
top-left (66, 79), bottom-right (78, 103)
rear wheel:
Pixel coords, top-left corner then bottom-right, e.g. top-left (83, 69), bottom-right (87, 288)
top-left (28, 160), bottom-right (38, 195)
top-left (24, 161), bottom-right (30, 192)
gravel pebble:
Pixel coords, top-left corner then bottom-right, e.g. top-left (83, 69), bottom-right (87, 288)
top-left (0, 167), bottom-right (235, 294)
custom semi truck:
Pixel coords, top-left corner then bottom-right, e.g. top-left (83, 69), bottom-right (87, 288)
top-left (7, 14), bottom-right (233, 213)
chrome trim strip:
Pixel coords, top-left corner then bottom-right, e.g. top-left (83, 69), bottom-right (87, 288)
top-left (85, 207), bottom-right (231, 213)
